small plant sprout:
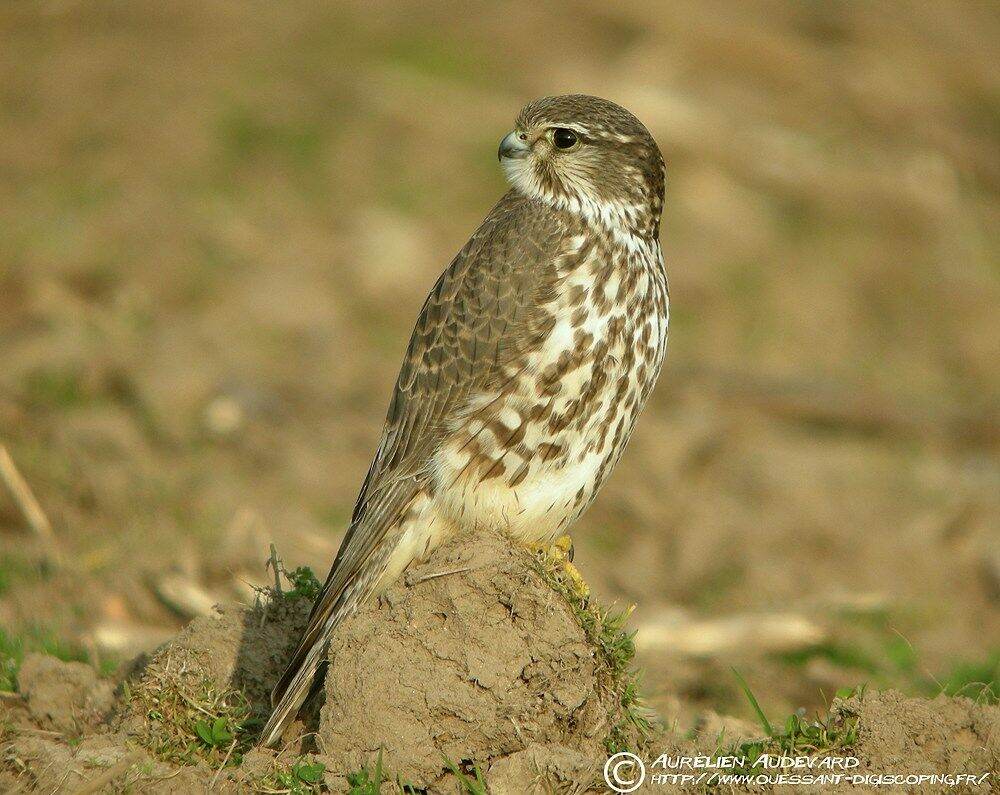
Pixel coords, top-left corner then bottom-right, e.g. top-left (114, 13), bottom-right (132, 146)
top-left (195, 717), bottom-right (233, 748)
top-left (265, 544), bottom-right (323, 602)
top-left (719, 670), bottom-right (861, 779)
top-left (258, 758), bottom-right (327, 795)
top-left (347, 749), bottom-right (387, 795)
top-left (442, 754), bottom-right (488, 795)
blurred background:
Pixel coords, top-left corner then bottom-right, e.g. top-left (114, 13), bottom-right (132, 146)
top-left (1, 0), bottom-right (998, 729)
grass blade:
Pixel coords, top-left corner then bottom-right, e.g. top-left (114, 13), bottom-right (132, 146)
top-left (732, 668), bottom-right (773, 738)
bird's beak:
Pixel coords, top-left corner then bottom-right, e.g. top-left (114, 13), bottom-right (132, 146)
top-left (498, 131), bottom-right (530, 162)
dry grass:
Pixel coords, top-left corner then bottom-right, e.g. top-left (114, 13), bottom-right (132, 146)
top-left (124, 652), bottom-right (253, 767)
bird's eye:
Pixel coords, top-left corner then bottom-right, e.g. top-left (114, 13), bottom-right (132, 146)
top-left (551, 128), bottom-right (579, 150)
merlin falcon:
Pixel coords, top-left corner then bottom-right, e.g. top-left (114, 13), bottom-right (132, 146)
top-left (260, 94), bottom-right (669, 747)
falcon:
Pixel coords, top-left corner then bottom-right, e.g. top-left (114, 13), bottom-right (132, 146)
top-left (259, 94), bottom-right (669, 747)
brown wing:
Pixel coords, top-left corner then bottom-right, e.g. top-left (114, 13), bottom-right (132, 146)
top-left (259, 192), bottom-right (574, 745)
top-left (320, 191), bottom-right (569, 611)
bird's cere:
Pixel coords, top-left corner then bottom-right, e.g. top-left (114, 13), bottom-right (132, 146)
top-left (498, 130), bottom-right (530, 161)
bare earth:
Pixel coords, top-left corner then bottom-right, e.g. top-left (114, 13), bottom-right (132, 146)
top-left (3, 532), bottom-right (998, 792)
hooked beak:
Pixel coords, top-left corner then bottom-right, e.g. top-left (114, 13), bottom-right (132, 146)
top-left (498, 130), bottom-right (530, 162)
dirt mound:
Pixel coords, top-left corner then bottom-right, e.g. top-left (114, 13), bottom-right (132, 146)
top-left (1, 531), bottom-right (644, 792)
top-left (683, 691), bottom-right (1000, 795)
top-left (116, 595), bottom-right (312, 752)
top-left (837, 689), bottom-right (1000, 788)
top-left (16, 653), bottom-right (115, 734)
top-left (114, 530), bottom-right (638, 790)
top-left (315, 530), bottom-right (628, 790)
top-left (3, 534), bottom-right (998, 792)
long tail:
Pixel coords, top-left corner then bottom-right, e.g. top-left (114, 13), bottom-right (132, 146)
top-left (257, 550), bottom-right (390, 748)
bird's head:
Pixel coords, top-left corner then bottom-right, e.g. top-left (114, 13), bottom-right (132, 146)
top-left (498, 94), bottom-right (665, 238)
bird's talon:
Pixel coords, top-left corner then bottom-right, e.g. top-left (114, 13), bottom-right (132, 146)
top-left (524, 536), bottom-right (590, 599)
top-left (553, 534), bottom-right (575, 562)
top-left (561, 559), bottom-right (590, 599)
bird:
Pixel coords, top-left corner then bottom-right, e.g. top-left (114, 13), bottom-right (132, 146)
top-left (259, 94), bottom-right (669, 748)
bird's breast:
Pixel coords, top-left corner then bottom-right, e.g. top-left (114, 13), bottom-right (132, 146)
top-left (431, 236), bottom-right (668, 543)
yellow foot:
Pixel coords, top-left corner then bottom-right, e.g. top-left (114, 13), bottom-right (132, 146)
top-left (552, 534), bottom-right (575, 562)
top-left (559, 558), bottom-right (590, 600)
top-left (526, 535), bottom-right (590, 600)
